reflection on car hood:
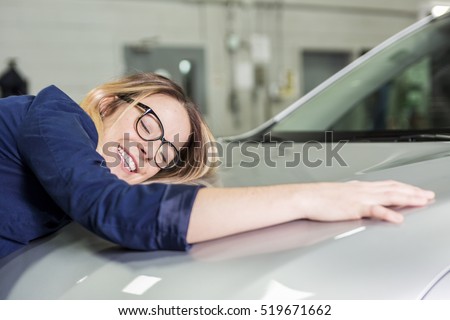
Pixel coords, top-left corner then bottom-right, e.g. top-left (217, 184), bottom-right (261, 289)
top-left (2, 142), bottom-right (450, 299)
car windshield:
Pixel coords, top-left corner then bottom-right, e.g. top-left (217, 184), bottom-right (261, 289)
top-left (268, 14), bottom-right (450, 142)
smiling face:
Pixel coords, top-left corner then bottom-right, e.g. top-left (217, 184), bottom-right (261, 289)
top-left (97, 94), bottom-right (191, 184)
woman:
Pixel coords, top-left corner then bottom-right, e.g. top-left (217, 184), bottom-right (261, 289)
top-left (0, 73), bottom-right (434, 258)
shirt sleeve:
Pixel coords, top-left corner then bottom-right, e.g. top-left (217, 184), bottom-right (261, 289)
top-left (16, 86), bottom-right (202, 251)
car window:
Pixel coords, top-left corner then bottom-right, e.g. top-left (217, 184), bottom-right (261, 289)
top-left (331, 54), bottom-right (449, 132)
top-left (271, 15), bottom-right (450, 137)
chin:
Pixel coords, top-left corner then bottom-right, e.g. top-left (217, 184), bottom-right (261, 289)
top-left (120, 174), bottom-right (142, 184)
top-left (116, 171), bottom-right (156, 185)
top-left (126, 177), bottom-right (146, 185)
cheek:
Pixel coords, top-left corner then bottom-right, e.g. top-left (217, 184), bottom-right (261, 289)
top-left (141, 165), bottom-right (161, 181)
top-left (97, 142), bottom-right (119, 167)
top-left (103, 114), bottom-right (136, 141)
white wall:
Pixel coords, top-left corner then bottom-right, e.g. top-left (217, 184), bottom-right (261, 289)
top-left (0, 0), bottom-right (428, 136)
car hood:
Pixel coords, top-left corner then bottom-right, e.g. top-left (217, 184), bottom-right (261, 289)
top-left (2, 142), bottom-right (450, 299)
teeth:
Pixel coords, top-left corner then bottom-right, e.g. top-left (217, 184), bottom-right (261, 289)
top-left (117, 145), bottom-right (137, 172)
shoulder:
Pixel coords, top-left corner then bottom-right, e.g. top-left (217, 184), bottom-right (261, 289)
top-left (31, 85), bottom-right (82, 113)
top-left (26, 85), bottom-right (98, 143)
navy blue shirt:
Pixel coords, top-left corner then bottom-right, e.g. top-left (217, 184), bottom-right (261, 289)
top-left (0, 86), bottom-right (202, 258)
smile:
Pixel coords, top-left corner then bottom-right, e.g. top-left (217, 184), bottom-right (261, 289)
top-left (117, 145), bottom-right (137, 173)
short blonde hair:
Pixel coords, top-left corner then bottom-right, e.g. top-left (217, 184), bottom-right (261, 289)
top-left (79, 73), bottom-right (216, 184)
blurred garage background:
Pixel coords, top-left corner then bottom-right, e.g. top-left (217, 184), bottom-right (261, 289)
top-left (0, 0), bottom-right (445, 136)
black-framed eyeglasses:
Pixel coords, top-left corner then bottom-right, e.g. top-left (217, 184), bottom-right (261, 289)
top-left (118, 95), bottom-right (180, 169)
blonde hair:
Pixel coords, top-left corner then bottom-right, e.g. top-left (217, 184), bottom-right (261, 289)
top-left (79, 73), bottom-right (216, 184)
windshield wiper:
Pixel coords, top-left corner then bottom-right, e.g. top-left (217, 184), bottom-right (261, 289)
top-left (262, 131), bottom-right (450, 143)
top-left (395, 133), bottom-right (450, 141)
top-left (350, 133), bottom-right (450, 142)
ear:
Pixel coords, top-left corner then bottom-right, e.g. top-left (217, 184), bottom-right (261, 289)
top-left (98, 96), bottom-right (116, 118)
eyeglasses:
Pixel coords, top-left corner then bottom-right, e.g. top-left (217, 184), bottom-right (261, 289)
top-left (118, 95), bottom-right (180, 169)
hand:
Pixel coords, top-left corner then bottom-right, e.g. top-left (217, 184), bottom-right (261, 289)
top-left (296, 180), bottom-right (435, 223)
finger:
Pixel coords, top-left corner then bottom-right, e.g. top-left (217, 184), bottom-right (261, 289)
top-left (367, 205), bottom-right (404, 223)
top-left (366, 181), bottom-right (435, 201)
top-left (361, 180), bottom-right (435, 199)
top-left (389, 182), bottom-right (435, 198)
top-left (378, 190), bottom-right (433, 207)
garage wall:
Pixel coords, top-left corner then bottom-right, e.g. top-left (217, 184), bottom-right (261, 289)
top-left (0, 0), bottom-right (427, 136)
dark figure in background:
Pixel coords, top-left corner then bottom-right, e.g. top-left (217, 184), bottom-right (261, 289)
top-left (0, 59), bottom-right (28, 98)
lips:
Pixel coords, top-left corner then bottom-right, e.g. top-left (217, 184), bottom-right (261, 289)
top-left (117, 145), bottom-right (137, 173)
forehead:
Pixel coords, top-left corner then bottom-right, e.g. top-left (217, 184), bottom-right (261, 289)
top-left (139, 94), bottom-right (191, 144)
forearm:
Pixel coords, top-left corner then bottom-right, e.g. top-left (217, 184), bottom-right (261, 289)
top-left (186, 185), bottom-right (303, 244)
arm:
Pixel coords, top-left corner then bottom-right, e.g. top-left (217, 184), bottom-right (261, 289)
top-left (186, 180), bottom-right (435, 243)
top-left (17, 86), bottom-right (200, 251)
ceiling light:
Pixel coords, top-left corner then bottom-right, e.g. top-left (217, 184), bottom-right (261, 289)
top-left (431, 5), bottom-right (450, 17)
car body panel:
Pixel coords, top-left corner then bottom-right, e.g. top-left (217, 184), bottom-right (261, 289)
top-left (2, 142), bottom-right (450, 299)
top-left (2, 13), bottom-right (450, 299)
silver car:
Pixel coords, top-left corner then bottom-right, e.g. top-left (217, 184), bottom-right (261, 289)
top-left (2, 12), bottom-right (450, 300)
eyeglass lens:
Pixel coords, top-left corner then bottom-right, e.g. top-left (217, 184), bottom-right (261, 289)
top-left (137, 115), bottom-right (178, 169)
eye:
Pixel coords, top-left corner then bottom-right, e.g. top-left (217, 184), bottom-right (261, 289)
top-left (139, 118), bottom-right (152, 135)
top-left (155, 143), bottom-right (178, 168)
top-left (138, 114), bottom-right (162, 140)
